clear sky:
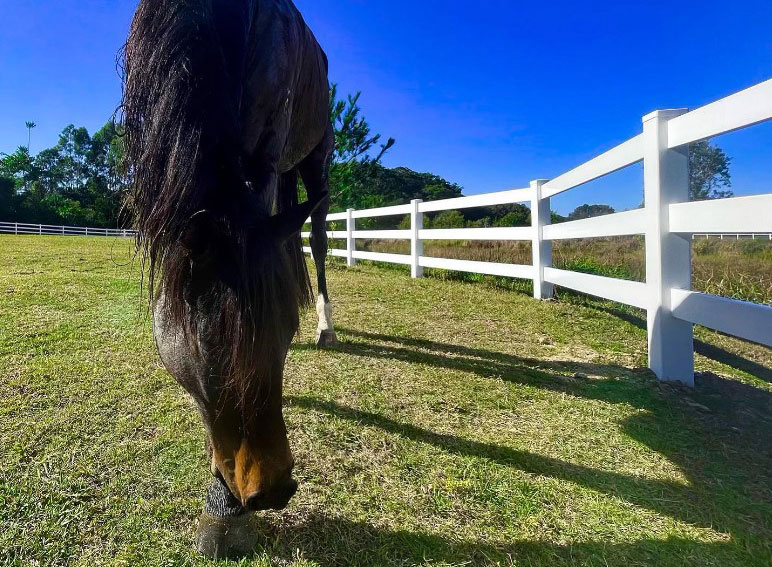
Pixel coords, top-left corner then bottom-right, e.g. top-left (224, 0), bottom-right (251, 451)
top-left (1, 0), bottom-right (770, 214)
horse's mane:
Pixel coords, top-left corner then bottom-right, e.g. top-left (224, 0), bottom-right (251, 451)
top-left (121, 0), bottom-right (312, 417)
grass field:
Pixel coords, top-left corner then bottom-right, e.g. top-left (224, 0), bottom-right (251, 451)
top-left (1, 236), bottom-right (771, 567)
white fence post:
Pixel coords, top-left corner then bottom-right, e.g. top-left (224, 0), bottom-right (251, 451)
top-left (643, 109), bottom-right (694, 386)
top-left (14, 222), bottom-right (18, 235)
top-left (410, 199), bottom-right (424, 278)
top-left (530, 179), bottom-right (553, 299)
top-left (346, 208), bottom-right (356, 268)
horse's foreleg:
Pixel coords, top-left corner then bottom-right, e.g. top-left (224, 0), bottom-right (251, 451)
top-left (300, 126), bottom-right (337, 347)
top-left (195, 475), bottom-right (256, 559)
top-left (311, 204), bottom-right (337, 346)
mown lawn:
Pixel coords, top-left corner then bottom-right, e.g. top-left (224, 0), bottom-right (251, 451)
top-left (1, 235), bottom-right (771, 567)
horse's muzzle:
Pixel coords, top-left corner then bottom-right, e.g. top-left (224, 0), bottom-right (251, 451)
top-left (245, 478), bottom-right (298, 511)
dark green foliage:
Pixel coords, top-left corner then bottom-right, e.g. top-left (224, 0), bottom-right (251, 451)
top-left (689, 141), bottom-right (733, 201)
top-left (493, 210), bottom-right (529, 227)
top-left (0, 121), bottom-right (126, 227)
top-left (327, 87), bottom-right (463, 226)
top-left (344, 163), bottom-right (463, 212)
top-left (0, 176), bottom-right (18, 219)
top-left (568, 204), bottom-right (616, 220)
top-left (551, 211), bottom-right (567, 224)
top-left (329, 85), bottom-right (394, 167)
top-left (430, 210), bottom-right (465, 229)
top-left (467, 203), bottom-right (531, 228)
top-left (329, 85), bottom-right (395, 211)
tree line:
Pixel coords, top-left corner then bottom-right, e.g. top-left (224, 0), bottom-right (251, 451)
top-left (1, 122), bottom-right (125, 227)
top-left (1, 88), bottom-right (732, 229)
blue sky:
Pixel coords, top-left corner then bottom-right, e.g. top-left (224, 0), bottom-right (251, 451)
top-left (1, 0), bottom-right (770, 214)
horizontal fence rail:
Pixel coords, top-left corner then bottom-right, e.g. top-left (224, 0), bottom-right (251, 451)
top-left (0, 222), bottom-right (135, 238)
top-left (670, 194), bottom-right (772, 234)
top-left (542, 135), bottom-right (644, 198)
top-left (418, 188), bottom-right (532, 212)
top-left (692, 233), bottom-right (772, 240)
top-left (304, 79), bottom-right (772, 386)
top-left (543, 209), bottom-right (647, 240)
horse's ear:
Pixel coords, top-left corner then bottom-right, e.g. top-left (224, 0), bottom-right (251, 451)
top-left (179, 210), bottom-right (216, 259)
top-left (269, 193), bottom-right (327, 241)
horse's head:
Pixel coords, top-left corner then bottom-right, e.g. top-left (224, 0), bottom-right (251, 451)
top-left (158, 196), bottom-right (323, 511)
top-left (204, 388), bottom-right (298, 512)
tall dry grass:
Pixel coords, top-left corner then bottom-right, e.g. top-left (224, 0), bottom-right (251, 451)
top-left (346, 237), bottom-right (771, 305)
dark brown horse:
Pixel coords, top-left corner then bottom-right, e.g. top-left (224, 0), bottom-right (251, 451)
top-left (122, 0), bottom-right (336, 557)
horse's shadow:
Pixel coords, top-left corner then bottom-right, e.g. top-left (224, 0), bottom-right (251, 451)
top-left (280, 328), bottom-right (772, 565)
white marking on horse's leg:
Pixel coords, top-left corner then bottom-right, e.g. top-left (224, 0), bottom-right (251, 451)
top-left (315, 293), bottom-right (337, 346)
top-left (316, 294), bottom-right (333, 332)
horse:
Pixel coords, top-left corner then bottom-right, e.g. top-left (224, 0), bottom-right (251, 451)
top-left (121, 0), bottom-right (336, 557)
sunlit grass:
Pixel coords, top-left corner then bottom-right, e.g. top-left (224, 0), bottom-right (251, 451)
top-left (1, 235), bottom-right (770, 566)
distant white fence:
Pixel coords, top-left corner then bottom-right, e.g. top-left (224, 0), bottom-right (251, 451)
top-left (304, 79), bottom-right (772, 386)
top-left (0, 222), bottom-right (135, 238)
top-left (693, 233), bottom-right (772, 240)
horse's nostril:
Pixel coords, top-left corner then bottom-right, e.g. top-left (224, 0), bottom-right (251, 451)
top-left (245, 479), bottom-right (298, 511)
top-left (245, 491), bottom-right (265, 511)
top-left (285, 478), bottom-right (298, 499)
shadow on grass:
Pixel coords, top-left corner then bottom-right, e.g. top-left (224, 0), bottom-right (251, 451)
top-left (588, 304), bottom-right (772, 383)
top-left (288, 329), bottom-right (772, 564)
top-left (256, 512), bottom-right (745, 567)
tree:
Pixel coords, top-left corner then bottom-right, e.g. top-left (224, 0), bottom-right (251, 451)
top-left (466, 203), bottom-right (530, 227)
top-left (689, 141), bottom-right (732, 201)
top-left (422, 182), bottom-right (462, 202)
top-left (0, 121), bottom-right (128, 226)
top-left (492, 204), bottom-right (531, 227)
top-left (0, 176), bottom-right (18, 219)
top-left (0, 147), bottom-right (37, 191)
top-left (330, 86), bottom-right (394, 166)
top-left (551, 211), bottom-right (567, 224)
top-left (328, 85), bottom-right (395, 210)
top-left (326, 86), bottom-right (469, 226)
top-left (354, 165), bottom-right (461, 205)
top-left (25, 121), bottom-right (36, 152)
top-left (568, 204), bottom-right (616, 220)
top-left (430, 210), bottom-right (465, 229)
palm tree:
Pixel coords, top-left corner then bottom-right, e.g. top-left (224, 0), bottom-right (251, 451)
top-left (25, 121), bottom-right (36, 152)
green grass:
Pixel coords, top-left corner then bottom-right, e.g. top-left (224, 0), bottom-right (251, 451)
top-left (1, 235), bottom-right (771, 567)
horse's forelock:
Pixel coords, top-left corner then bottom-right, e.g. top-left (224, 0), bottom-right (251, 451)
top-left (165, 222), bottom-right (308, 421)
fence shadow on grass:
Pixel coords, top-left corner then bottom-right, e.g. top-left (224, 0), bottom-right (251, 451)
top-left (254, 512), bottom-right (743, 567)
top-left (588, 303), bottom-right (772, 383)
top-left (289, 329), bottom-right (772, 563)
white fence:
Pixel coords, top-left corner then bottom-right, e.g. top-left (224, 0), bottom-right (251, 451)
top-left (0, 222), bottom-right (135, 238)
top-left (304, 79), bottom-right (772, 386)
top-left (693, 233), bottom-right (772, 240)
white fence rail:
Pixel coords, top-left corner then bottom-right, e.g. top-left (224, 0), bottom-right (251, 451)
top-left (304, 79), bottom-right (772, 386)
top-left (0, 222), bottom-right (135, 238)
top-left (692, 233), bottom-right (772, 240)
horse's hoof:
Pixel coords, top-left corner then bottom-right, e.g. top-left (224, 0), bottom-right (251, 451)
top-left (195, 511), bottom-right (258, 559)
top-left (316, 329), bottom-right (338, 347)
